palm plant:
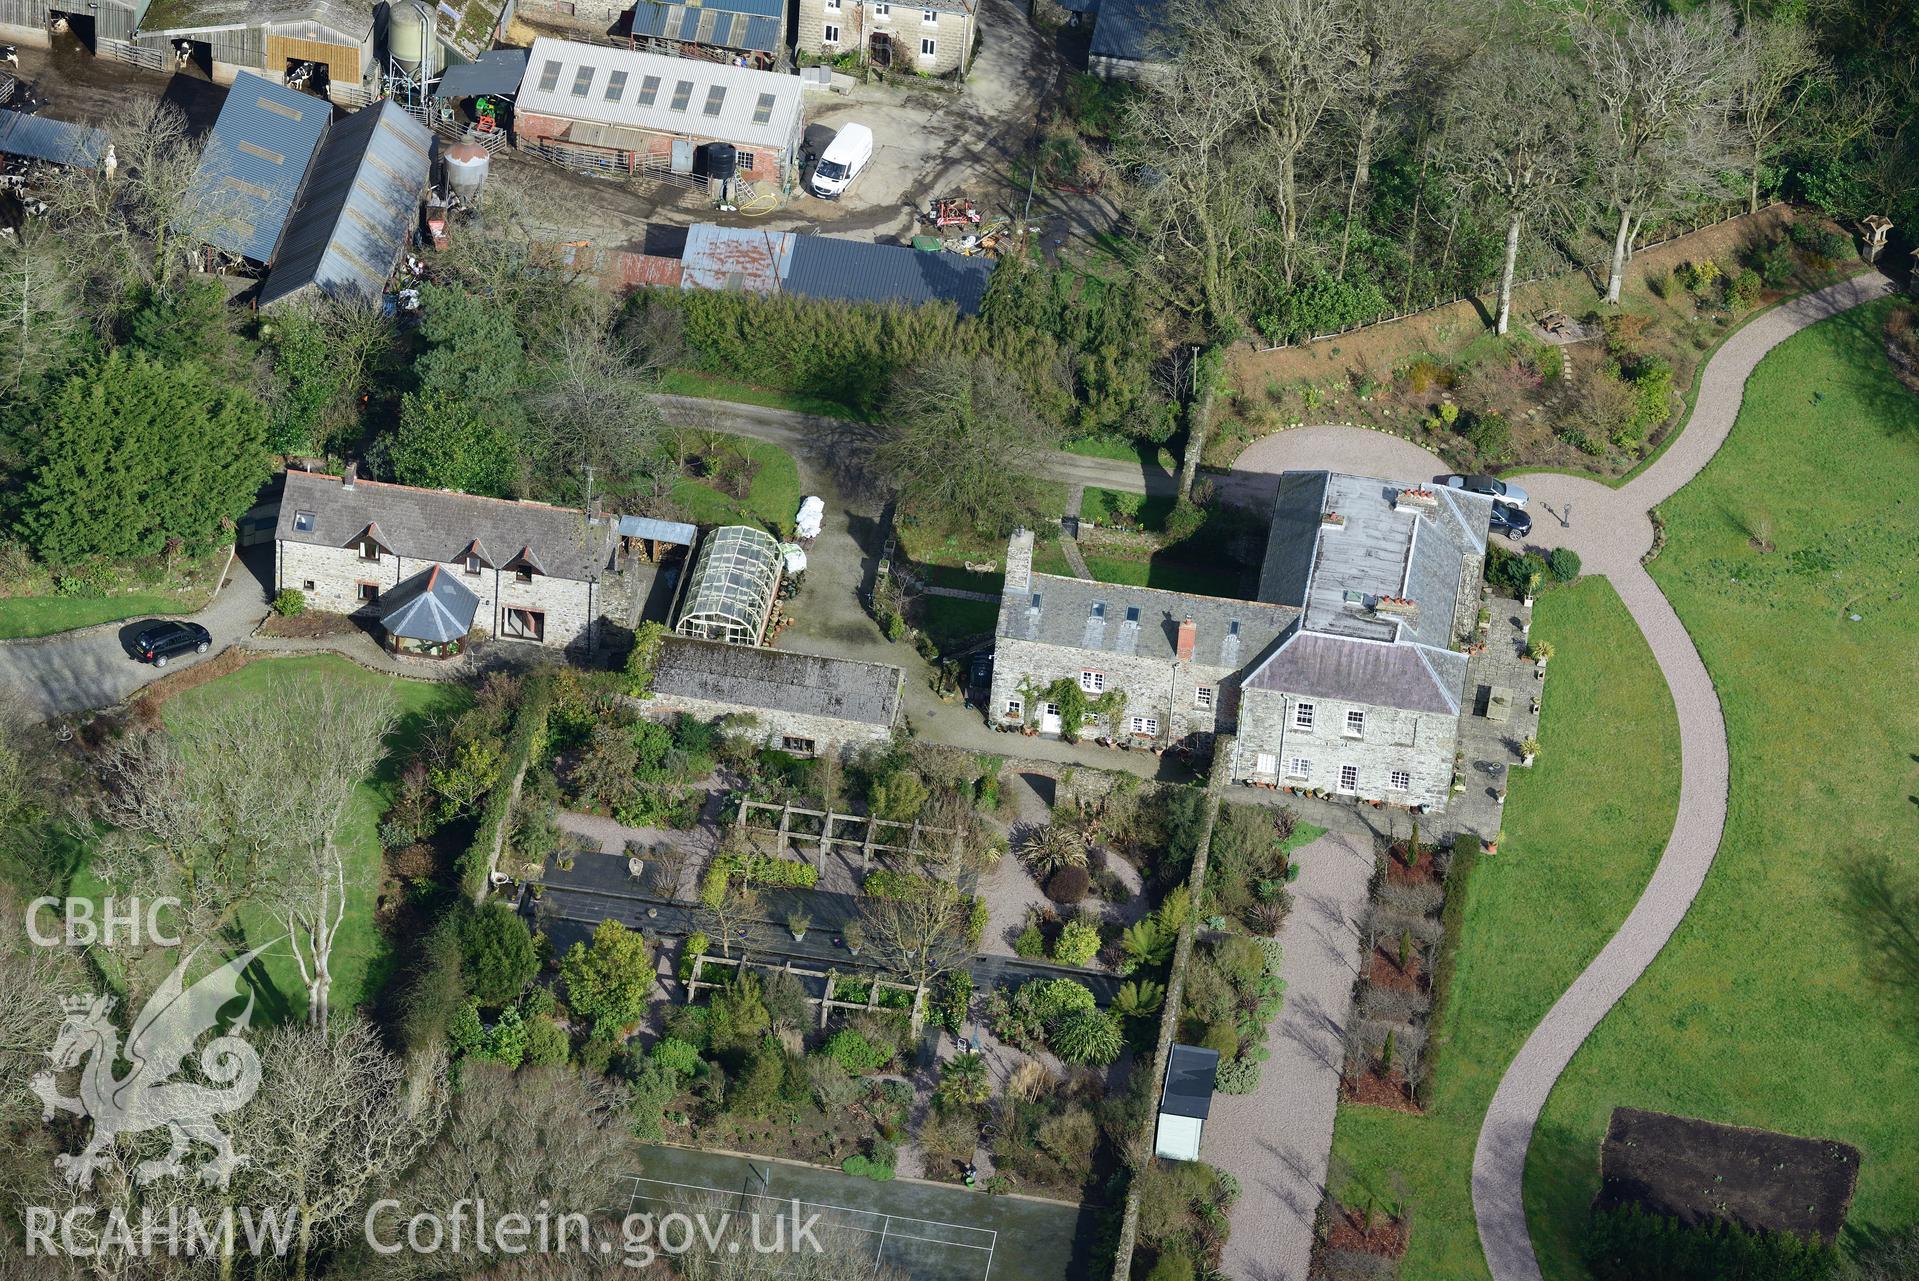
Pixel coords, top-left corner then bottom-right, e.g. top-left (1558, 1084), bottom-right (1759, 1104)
top-left (935, 1052), bottom-right (991, 1109)
top-left (1019, 823), bottom-right (1088, 879)
top-left (1112, 978), bottom-right (1166, 1020)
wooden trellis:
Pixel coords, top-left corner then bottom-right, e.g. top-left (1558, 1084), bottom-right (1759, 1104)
top-left (733, 798), bottom-right (953, 871)
top-left (685, 953), bottom-right (928, 1035)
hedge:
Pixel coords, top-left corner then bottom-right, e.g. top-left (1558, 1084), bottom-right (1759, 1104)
top-left (863, 870), bottom-right (988, 945)
top-left (457, 670), bottom-right (556, 901)
top-left (1581, 1206), bottom-right (1838, 1281)
top-left (699, 851), bottom-right (820, 907)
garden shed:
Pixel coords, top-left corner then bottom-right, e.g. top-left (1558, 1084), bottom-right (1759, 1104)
top-left (674, 524), bottom-right (781, 646)
top-left (1154, 1044), bottom-right (1218, 1161)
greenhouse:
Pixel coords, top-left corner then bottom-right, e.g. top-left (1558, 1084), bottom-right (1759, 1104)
top-left (674, 525), bottom-right (782, 646)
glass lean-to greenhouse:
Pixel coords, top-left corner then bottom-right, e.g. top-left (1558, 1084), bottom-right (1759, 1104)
top-left (673, 525), bottom-right (782, 645)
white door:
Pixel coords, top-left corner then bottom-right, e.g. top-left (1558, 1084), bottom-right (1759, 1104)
top-left (1041, 701), bottom-right (1062, 735)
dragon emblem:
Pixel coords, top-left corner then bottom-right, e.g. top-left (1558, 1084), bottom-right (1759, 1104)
top-left (31, 942), bottom-right (274, 1189)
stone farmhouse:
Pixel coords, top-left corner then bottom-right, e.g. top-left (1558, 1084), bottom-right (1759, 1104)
top-left (986, 471), bottom-right (1493, 812)
top-left (641, 636), bottom-right (904, 756)
top-left (795, 0), bottom-right (977, 77)
top-left (272, 467), bottom-right (637, 653)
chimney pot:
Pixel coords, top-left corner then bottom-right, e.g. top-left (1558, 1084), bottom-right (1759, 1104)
top-left (1176, 616), bottom-right (1197, 662)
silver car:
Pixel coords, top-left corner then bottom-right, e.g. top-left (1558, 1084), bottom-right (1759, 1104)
top-left (1438, 474), bottom-right (1529, 508)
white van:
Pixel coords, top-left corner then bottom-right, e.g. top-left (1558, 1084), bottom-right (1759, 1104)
top-left (810, 123), bottom-right (873, 198)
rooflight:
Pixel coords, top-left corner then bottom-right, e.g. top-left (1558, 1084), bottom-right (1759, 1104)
top-left (752, 91), bottom-right (776, 124)
top-left (638, 74), bottom-right (661, 106)
top-left (293, 510), bottom-right (316, 532)
top-left (1125, 606), bottom-right (1140, 623)
top-left (670, 79), bottom-right (693, 112)
top-left (703, 85), bottom-right (727, 116)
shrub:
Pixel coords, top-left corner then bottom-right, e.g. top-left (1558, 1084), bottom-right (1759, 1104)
top-left (1580, 1205), bottom-right (1838, 1281)
top-left (702, 852), bottom-right (819, 906)
top-left (1465, 410), bottom-right (1511, 460)
top-left (650, 1037), bottom-right (703, 1078)
top-left (823, 1029), bottom-right (888, 1075)
top-left (1145, 1250), bottom-right (1197, 1281)
top-left (1045, 865), bottom-right (1091, 904)
top-left (933, 971), bottom-right (972, 1034)
top-left (1403, 358), bottom-right (1451, 394)
top-left (1547, 547), bottom-right (1581, 582)
top-left (1680, 258), bottom-right (1721, 293)
top-left (1162, 499), bottom-right (1206, 543)
top-left (1051, 1008), bottom-right (1123, 1065)
top-left (1758, 241), bottom-right (1794, 288)
top-left (841, 1154), bottom-right (896, 1181)
top-left (1014, 919), bottom-right (1047, 958)
top-left (1052, 918), bottom-right (1102, 967)
top-left (1725, 267), bottom-right (1763, 312)
top-left (271, 588), bottom-right (306, 617)
top-left (1214, 1058), bottom-right (1262, 1094)
top-left (1026, 978), bottom-right (1098, 1023)
top-left (678, 931), bottom-right (710, 981)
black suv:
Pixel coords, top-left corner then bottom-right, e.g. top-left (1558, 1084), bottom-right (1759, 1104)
top-left (133, 620), bottom-right (212, 667)
top-left (1489, 500), bottom-right (1532, 541)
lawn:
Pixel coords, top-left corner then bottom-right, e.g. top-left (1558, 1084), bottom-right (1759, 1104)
top-left (0, 592), bottom-right (207, 639)
top-left (72, 656), bottom-right (469, 1024)
top-left (912, 595), bottom-right (1000, 649)
top-left (1031, 538), bottom-right (1248, 599)
top-left (659, 368), bottom-right (869, 422)
top-left (668, 436), bottom-right (803, 539)
top-left (1329, 576), bottom-right (1680, 1279)
top-left (1523, 298), bottom-right (1919, 1276)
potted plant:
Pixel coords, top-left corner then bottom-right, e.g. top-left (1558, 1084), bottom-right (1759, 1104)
top-left (1529, 639), bottom-right (1554, 672)
top-left (842, 921), bottom-right (865, 957)
top-left (788, 910), bottom-right (811, 942)
top-left (1519, 737), bottom-right (1540, 768)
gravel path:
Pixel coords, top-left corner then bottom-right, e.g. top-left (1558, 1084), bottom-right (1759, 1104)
top-left (1225, 272), bottom-right (1896, 1281)
top-left (1208, 830), bottom-right (1376, 1281)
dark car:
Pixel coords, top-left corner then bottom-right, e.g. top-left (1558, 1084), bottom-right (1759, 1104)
top-left (1438, 473), bottom-right (1530, 507)
top-left (1489, 500), bottom-right (1532, 540)
top-left (133, 620), bottom-right (212, 667)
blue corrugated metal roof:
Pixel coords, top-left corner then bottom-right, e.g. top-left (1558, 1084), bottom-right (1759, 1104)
top-left (1090, 0), bottom-right (1175, 62)
top-left (618, 515), bottom-right (699, 545)
top-left (183, 72), bottom-right (330, 264)
top-left (433, 47), bottom-right (530, 99)
top-left (783, 234), bottom-right (996, 316)
top-left (629, 0), bottom-right (781, 50)
top-left (259, 100), bottom-right (432, 307)
top-left (0, 111), bottom-right (110, 168)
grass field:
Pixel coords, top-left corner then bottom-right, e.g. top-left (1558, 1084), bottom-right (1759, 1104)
top-left (71, 656), bottom-right (469, 1023)
top-left (659, 368), bottom-right (869, 421)
top-left (669, 436), bottom-right (803, 539)
top-left (0, 593), bottom-right (207, 639)
top-left (1523, 299), bottom-right (1919, 1276)
top-left (1329, 576), bottom-right (1681, 1278)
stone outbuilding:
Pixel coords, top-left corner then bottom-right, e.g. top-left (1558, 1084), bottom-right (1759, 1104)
top-left (641, 636), bottom-right (903, 755)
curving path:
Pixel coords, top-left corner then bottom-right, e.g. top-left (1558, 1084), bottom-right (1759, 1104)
top-left (1227, 272), bottom-right (1895, 1281)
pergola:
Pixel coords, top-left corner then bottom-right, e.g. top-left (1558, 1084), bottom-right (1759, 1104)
top-left (674, 524), bottom-right (781, 645)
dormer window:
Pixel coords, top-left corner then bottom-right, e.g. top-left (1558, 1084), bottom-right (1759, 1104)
top-left (465, 555), bottom-right (482, 576)
top-left (358, 539), bottom-right (380, 562)
top-left (515, 566), bottom-right (534, 584)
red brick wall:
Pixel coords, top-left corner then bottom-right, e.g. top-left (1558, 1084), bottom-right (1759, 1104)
top-left (515, 112), bottom-right (781, 180)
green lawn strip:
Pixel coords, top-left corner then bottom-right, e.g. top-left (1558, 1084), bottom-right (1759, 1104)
top-left (658, 368), bottom-right (871, 422)
top-left (1525, 299), bottom-right (1919, 1278)
top-left (667, 437), bottom-right (803, 538)
top-left (1329, 576), bottom-right (1680, 1280)
top-left (1083, 485), bottom-right (1175, 532)
top-left (0, 593), bottom-right (208, 640)
top-left (912, 595), bottom-right (1000, 649)
top-left (69, 656), bottom-right (469, 1023)
top-left (1081, 554), bottom-right (1247, 599)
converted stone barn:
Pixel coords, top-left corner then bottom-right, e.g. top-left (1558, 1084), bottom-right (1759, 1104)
top-left (272, 467), bottom-right (637, 653)
top-left (642, 636), bottom-right (903, 755)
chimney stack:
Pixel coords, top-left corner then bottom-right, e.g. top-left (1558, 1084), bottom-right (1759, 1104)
top-left (1176, 616), bottom-right (1196, 662)
top-left (342, 462), bottom-right (357, 489)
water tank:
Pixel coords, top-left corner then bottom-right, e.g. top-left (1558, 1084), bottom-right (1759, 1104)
top-left (444, 142), bottom-right (490, 202)
top-left (388, 2), bottom-right (431, 76)
top-left (703, 142), bottom-right (737, 181)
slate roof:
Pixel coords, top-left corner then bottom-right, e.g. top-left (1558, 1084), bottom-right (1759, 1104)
top-left (629, 0), bottom-right (784, 53)
top-left (260, 99), bottom-right (432, 308)
top-left (1089, 0), bottom-right (1176, 63)
top-left (182, 72), bottom-right (331, 264)
top-left (379, 565), bottom-right (480, 643)
top-left (784, 235), bottom-right (995, 316)
top-left (1161, 1044), bottom-right (1218, 1120)
top-left (434, 48), bottom-right (531, 99)
top-left (274, 469), bottom-right (618, 583)
top-left (515, 38), bottom-right (803, 153)
top-left (999, 572), bottom-right (1297, 671)
top-left (650, 637), bottom-right (903, 728)
top-left (0, 111), bottom-right (111, 168)
top-left (1241, 627), bottom-right (1466, 716)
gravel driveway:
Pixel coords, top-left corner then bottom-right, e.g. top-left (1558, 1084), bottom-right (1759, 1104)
top-left (0, 545), bottom-right (274, 720)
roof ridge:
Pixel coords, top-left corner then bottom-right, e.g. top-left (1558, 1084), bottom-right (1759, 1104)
top-left (287, 469), bottom-right (590, 516)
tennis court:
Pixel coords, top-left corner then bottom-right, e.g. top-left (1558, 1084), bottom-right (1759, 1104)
top-left (627, 1145), bottom-right (1093, 1281)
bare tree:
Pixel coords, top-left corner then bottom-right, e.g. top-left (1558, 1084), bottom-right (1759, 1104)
top-left (0, 903), bottom-right (77, 1130)
top-left (236, 1019), bottom-right (447, 1281)
top-left (528, 315), bottom-right (670, 497)
top-left (874, 356), bottom-right (1065, 534)
top-left (1447, 42), bottom-right (1589, 334)
top-left (0, 234), bottom-right (82, 397)
top-left (1732, 11), bottom-right (1826, 214)
top-left (1335, 0), bottom-right (1438, 278)
top-left (702, 859), bottom-right (763, 961)
top-left (1571, 1), bottom-right (1742, 304)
